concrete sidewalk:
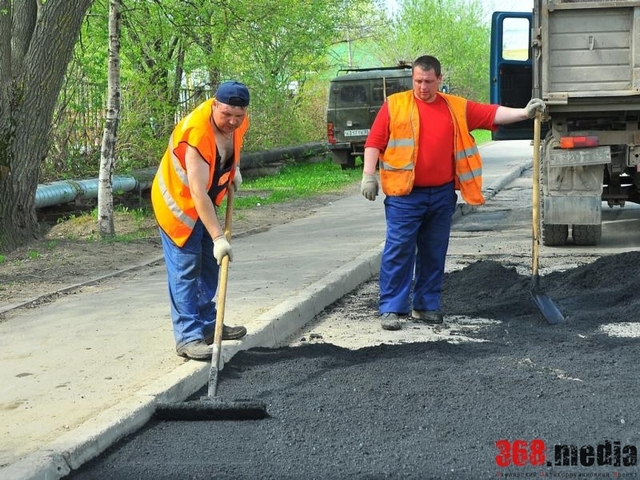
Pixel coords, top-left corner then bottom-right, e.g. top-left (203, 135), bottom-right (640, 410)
top-left (0, 140), bottom-right (533, 480)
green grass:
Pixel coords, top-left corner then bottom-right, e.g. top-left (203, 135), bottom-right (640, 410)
top-left (474, 129), bottom-right (492, 145)
top-left (232, 158), bottom-right (363, 210)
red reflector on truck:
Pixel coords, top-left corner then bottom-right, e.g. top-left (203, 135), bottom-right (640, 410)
top-left (327, 123), bottom-right (336, 144)
top-left (559, 136), bottom-right (599, 149)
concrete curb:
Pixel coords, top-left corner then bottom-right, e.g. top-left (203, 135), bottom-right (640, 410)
top-left (484, 160), bottom-right (532, 201)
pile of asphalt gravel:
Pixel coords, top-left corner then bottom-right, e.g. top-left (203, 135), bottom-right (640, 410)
top-left (69, 252), bottom-right (640, 479)
top-left (443, 250), bottom-right (640, 324)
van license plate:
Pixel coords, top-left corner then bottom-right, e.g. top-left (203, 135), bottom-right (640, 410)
top-left (344, 129), bottom-right (369, 137)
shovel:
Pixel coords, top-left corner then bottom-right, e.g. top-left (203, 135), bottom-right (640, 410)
top-left (530, 113), bottom-right (564, 325)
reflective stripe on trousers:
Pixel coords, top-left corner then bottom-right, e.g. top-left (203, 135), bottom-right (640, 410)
top-left (380, 182), bottom-right (457, 314)
top-left (159, 220), bottom-right (219, 348)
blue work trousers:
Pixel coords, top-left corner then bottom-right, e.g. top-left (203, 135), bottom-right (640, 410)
top-left (159, 220), bottom-right (219, 349)
top-left (380, 182), bottom-right (457, 314)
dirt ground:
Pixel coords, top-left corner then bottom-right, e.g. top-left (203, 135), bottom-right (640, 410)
top-left (0, 183), bottom-right (360, 311)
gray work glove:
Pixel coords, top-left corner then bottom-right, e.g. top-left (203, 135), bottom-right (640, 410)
top-left (232, 166), bottom-right (242, 192)
top-left (361, 173), bottom-right (379, 201)
top-left (213, 235), bottom-right (233, 265)
top-left (525, 98), bottom-right (546, 118)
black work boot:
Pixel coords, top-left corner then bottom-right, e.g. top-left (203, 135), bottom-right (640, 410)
top-left (205, 325), bottom-right (248, 344)
top-left (176, 340), bottom-right (212, 361)
top-left (412, 310), bottom-right (444, 325)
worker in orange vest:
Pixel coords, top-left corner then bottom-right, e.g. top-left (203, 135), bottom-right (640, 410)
top-left (151, 81), bottom-right (250, 360)
top-left (361, 55), bottom-right (545, 331)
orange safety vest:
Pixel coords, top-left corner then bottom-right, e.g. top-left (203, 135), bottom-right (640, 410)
top-left (379, 90), bottom-right (485, 205)
top-left (151, 98), bottom-right (249, 247)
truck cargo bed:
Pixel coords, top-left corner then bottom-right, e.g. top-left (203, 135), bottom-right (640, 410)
top-left (541, 1), bottom-right (640, 104)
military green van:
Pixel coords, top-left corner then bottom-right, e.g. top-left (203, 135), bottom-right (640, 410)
top-left (326, 65), bottom-right (413, 169)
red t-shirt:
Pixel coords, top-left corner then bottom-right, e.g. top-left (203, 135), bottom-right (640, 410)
top-left (365, 94), bottom-right (500, 187)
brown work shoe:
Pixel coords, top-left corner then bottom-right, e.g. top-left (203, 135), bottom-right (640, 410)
top-left (412, 310), bottom-right (444, 325)
top-left (176, 340), bottom-right (212, 361)
top-left (204, 325), bottom-right (248, 344)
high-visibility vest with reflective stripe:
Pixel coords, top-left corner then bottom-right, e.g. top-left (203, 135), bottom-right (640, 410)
top-left (380, 91), bottom-right (485, 205)
top-left (379, 91), bottom-right (418, 196)
top-left (151, 99), bottom-right (249, 247)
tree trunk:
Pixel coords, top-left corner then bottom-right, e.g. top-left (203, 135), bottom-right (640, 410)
top-left (98, 0), bottom-right (122, 237)
top-left (0, 0), bottom-right (94, 253)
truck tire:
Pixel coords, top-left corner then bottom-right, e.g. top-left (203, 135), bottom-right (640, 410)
top-left (542, 223), bottom-right (568, 246)
top-left (341, 158), bottom-right (356, 170)
top-left (538, 138), bottom-right (566, 246)
top-left (330, 150), bottom-right (356, 170)
top-left (572, 224), bottom-right (602, 246)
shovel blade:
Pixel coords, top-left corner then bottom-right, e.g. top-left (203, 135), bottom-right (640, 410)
top-left (530, 290), bottom-right (564, 325)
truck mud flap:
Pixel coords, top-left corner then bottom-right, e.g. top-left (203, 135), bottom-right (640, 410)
top-left (543, 196), bottom-right (601, 225)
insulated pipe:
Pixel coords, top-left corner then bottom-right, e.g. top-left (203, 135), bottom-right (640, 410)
top-left (35, 142), bottom-right (327, 209)
top-left (35, 171), bottom-right (155, 209)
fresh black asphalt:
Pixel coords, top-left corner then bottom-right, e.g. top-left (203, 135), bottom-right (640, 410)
top-left (68, 252), bottom-right (640, 479)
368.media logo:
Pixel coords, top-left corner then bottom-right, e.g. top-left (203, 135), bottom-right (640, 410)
top-left (495, 439), bottom-right (638, 468)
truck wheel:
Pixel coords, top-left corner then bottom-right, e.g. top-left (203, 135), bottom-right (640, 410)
top-left (331, 150), bottom-right (356, 170)
top-left (572, 224), bottom-right (602, 246)
top-left (340, 158), bottom-right (356, 170)
top-left (542, 223), bottom-right (568, 246)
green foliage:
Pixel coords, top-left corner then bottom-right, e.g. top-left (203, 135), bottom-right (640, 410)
top-left (375, 0), bottom-right (490, 102)
top-left (223, 0), bottom-right (347, 149)
top-left (42, 0), bottom-right (492, 185)
top-left (45, 2), bottom-right (108, 181)
top-left (57, 214), bottom-right (77, 224)
top-left (0, 254), bottom-right (5, 265)
top-left (114, 204), bottom-right (149, 220)
top-left (45, 0), bottom-right (364, 181)
top-left (88, 204), bottom-right (151, 227)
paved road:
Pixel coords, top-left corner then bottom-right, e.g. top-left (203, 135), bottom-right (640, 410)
top-left (63, 144), bottom-right (640, 479)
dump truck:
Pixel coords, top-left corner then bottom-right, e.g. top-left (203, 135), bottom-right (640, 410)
top-left (326, 65), bottom-right (413, 169)
top-left (491, 0), bottom-right (640, 246)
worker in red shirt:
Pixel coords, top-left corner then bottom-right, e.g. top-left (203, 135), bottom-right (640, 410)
top-left (361, 55), bottom-right (545, 331)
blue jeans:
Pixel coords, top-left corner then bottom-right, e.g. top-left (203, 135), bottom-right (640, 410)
top-left (159, 220), bottom-right (219, 349)
top-left (380, 182), bottom-right (457, 315)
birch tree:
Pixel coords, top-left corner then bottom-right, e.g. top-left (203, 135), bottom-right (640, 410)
top-left (98, 0), bottom-right (121, 237)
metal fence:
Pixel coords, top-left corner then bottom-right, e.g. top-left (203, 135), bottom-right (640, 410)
top-left (46, 85), bottom-right (214, 181)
